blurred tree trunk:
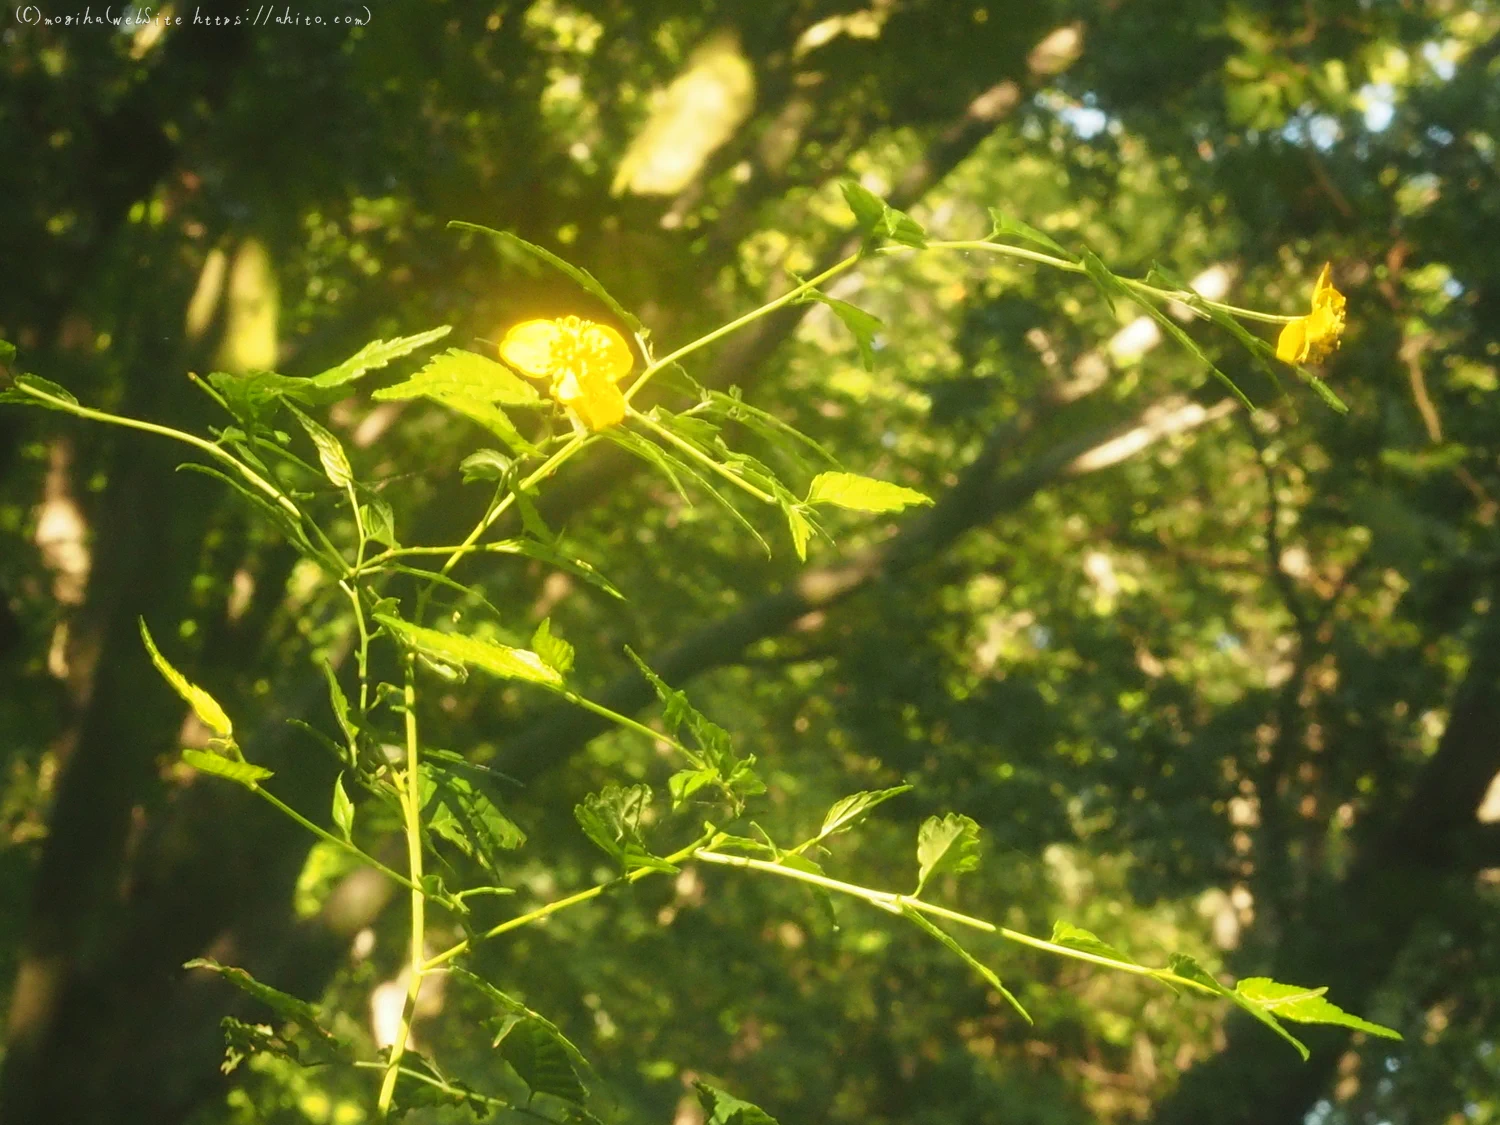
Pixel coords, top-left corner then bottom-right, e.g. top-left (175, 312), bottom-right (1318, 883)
top-left (1147, 601), bottom-right (1500, 1125)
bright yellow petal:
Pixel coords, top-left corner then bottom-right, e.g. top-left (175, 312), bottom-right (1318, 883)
top-left (564, 375), bottom-right (627, 431)
top-left (1302, 306), bottom-right (1344, 363)
top-left (1276, 317), bottom-right (1310, 364)
top-left (498, 320), bottom-right (562, 379)
top-left (1312, 263), bottom-right (1345, 316)
top-left (579, 322), bottom-right (634, 382)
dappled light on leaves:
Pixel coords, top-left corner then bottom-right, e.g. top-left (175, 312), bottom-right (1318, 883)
top-left (215, 239), bottom-right (279, 374)
top-left (611, 30), bottom-right (755, 197)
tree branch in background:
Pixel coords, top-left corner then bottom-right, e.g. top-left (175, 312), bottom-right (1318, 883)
top-left (493, 392), bottom-right (1236, 781)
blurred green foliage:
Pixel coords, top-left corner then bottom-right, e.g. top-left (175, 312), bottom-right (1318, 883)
top-left (3, 1), bottom-right (1500, 1124)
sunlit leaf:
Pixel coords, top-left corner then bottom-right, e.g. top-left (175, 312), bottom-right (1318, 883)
top-left (376, 615), bottom-right (562, 687)
top-left (695, 1081), bottom-right (781, 1125)
top-left (373, 348), bottom-right (541, 407)
top-left (902, 907), bottom-right (1031, 1022)
top-left (309, 326), bottom-right (452, 387)
top-left (449, 222), bottom-right (644, 335)
top-left (1235, 978), bottom-right (1402, 1040)
top-left (987, 208), bottom-right (1075, 261)
top-left (184, 958), bottom-right (343, 1048)
top-left (0, 373), bottom-right (78, 409)
top-left (287, 405), bottom-right (353, 489)
top-left (499, 1018), bottom-right (587, 1105)
top-left (807, 471), bottom-right (932, 513)
top-left (668, 767), bottom-right (719, 809)
top-left (1048, 921), bottom-right (1138, 967)
top-left (799, 290), bottom-right (882, 370)
top-left (359, 497), bottom-right (398, 549)
top-left (531, 617), bottom-right (575, 678)
top-left (840, 181), bottom-right (927, 248)
top-left (331, 774), bottom-right (354, 841)
top-left (1166, 952), bottom-right (1309, 1059)
top-left (139, 619), bottom-right (233, 738)
top-left (575, 783), bottom-right (676, 873)
top-left (422, 766), bottom-right (526, 874)
top-left (817, 785), bottom-right (913, 842)
top-left (915, 812), bottom-right (980, 895)
top-left (182, 748), bottom-right (273, 789)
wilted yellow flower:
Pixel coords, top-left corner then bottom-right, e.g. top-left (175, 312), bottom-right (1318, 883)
top-left (498, 315), bottom-right (634, 431)
top-left (1276, 263), bottom-right (1346, 365)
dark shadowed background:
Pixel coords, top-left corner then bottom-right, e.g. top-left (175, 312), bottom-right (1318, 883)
top-left (3, 1), bottom-right (1499, 1122)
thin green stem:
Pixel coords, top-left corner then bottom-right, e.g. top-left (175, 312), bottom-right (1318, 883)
top-left (253, 787), bottom-right (420, 894)
top-left (689, 849), bottom-right (1218, 995)
top-left (422, 834), bottom-right (711, 973)
top-left (345, 485), bottom-right (373, 722)
top-left (898, 240), bottom-right (1296, 325)
top-left (558, 689), bottom-right (707, 770)
top-left (14, 381), bottom-right (303, 517)
top-left (425, 433), bottom-right (590, 597)
top-left (354, 1062), bottom-right (507, 1110)
top-left (375, 658), bottom-right (428, 1118)
top-left (628, 407), bottom-right (777, 505)
top-left (622, 253), bottom-right (862, 403)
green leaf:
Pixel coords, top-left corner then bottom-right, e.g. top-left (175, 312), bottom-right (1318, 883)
top-left (459, 448), bottom-right (513, 483)
top-left (287, 405), bottom-right (353, 489)
top-left (184, 958), bottom-right (342, 1048)
top-left (499, 1018), bottom-right (587, 1105)
top-left (605, 427), bottom-right (693, 502)
top-left (841, 180), bottom-right (887, 232)
top-left (611, 421), bottom-right (772, 554)
top-left (376, 615), bottom-right (562, 687)
top-left (359, 498), bottom-right (398, 549)
top-left (623, 648), bottom-right (739, 778)
top-left (449, 221), bottom-right (644, 335)
top-left (1081, 251), bottom-right (1254, 410)
top-left (139, 619), bottom-right (233, 738)
top-left (785, 502), bottom-right (814, 561)
top-left (0, 338), bottom-right (15, 364)
top-left (902, 906), bottom-right (1031, 1022)
top-left (575, 783), bottom-right (676, 873)
top-left (1234, 978), bottom-right (1402, 1040)
top-left (449, 967), bottom-right (589, 1071)
top-left (426, 393), bottom-right (537, 456)
top-left (695, 1081), bottom-right (781, 1125)
top-left (668, 767), bottom-right (719, 809)
top-left (1048, 921), bottom-right (1138, 967)
top-left (703, 387), bottom-right (840, 467)
top-left (800, 290), bottom-right (882, 370)
top-left (219, 1016), bottom-right (301, 1074)
top-left (817, 785), bottom-right (913, 842)
top-left (1147, 262), bottom-right (1347, 414)
top-left (807, 471), bottom-right (932, 514)
top-left (531, 618), bottom-right (575, 678)
top-left (422, 766), bottom-right (526, 872)
top-left (915, 812), bottom-right (981, 895)
top-left (309, 326), bottom-right (452, 388)
top-left (182, 748), bottom-right (273, 789)
top-left (987, 209), bottom-right (1076, 261)
top-left (175, 463), bottom-right (314, 556)
top-left (839, 181), bottom-right (927, 248)
top-left (1165, 951), bottom-right (1226, 993)
top-left (480, 538), bottom-right (624, 601)
top-left (1166, 953), bottom-right (1309, 1059)
top-left (374, 348), bottom-right (541, 407)
top-left (331, 774), bottom-right (354, 841)
top-left (0, 373), bottom-right (79, 409)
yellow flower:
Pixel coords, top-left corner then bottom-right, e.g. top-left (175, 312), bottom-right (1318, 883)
top-left (498, 315), bottom-right (634, 431)
top-left (1276, 263), bottom-right (1346, 365)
